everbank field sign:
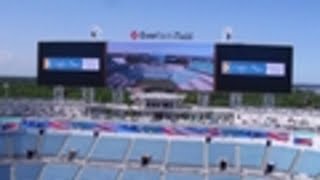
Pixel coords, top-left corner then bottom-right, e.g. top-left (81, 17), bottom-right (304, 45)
top-left (130, 30), bottom-right (193, 41)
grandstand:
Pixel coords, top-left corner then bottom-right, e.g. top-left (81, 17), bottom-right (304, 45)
top-left (0, 118), bottom-right (319, 180)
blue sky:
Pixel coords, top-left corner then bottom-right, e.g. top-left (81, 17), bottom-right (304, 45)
top-left (0, 0), bottom-right (319, 84)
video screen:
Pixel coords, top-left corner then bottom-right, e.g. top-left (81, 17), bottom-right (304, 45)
top-left (38, 42), bottom-right (106, 86)
top-left (106, 42), bottom-right (214, 92)
top-left (215, 43), bottom-right (293, 93)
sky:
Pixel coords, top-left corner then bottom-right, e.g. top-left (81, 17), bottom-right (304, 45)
top-left (0, 0), bottom-right (319, 84)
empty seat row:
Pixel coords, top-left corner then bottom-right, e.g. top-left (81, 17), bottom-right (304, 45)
top-left (2, 131), bottom-right (320, 177)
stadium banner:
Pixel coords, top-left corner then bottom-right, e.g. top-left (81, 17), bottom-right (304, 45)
top-left (293, 131), bottom-right (315, 146)
top-left (19, 119), bottom-right (290, 142)
top-left (0, 122), bottom-right (19, 133)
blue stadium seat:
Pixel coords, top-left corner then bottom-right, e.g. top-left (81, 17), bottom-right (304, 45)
top-left (122, 170), bottom-right (161, 180)
top-left (41, 163), bottom-right (79, 180)
top-left (0, 164), bottom-right (10, 180)
top-left (38, 133), bottom-right (67, 156)
top-left (240, 144), bottom-right (264, 168)
top-left (61, 135), bottom-right (94, 158)
top-left (11, 132), bottom-right (38, 157)
top-left (79, 166), bottom-right (118, 180)
top-left (209, 143), bottom-right (236, 166)
top-left (89, 137), bottom-right (130, 161)
top-left (15, 163), bottom-right (43, 180)
top-left (294, 150), bottom-right (320, 176)
top-left (168, 141), bottom-right (203, 166)
top-left (165, 172), bottom-right (204, 180)
top-left (129, 138), bottom-right (166, 163)
top-left (244, 176), bottom-right (265, 180)
top-left (0, 134), bottom-right (8, 157)
top-left (267, 146), bottom-right (297, 171)
top-left (209, 175), bottom-right (241, 180)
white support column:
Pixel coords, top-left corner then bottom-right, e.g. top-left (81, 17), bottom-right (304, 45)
top-left (53, 85), bottom-right (64, 102)
top-left (112, 88), bottom-right (124, 103)
top-left (74, 136), bottom-right (100, 180)
top-left (197, 93), bottom-right (209, 107)
top-left (117, 137), bottom-right (135, 180)
top-left (10, 162), bottom-right (15, 180)
top-left (235, 145), bottom-right (241, 171)
top-left (161, 139), bottom-right (171, 180)
top-left (5, 134), bottom-right (12, 158)
top-left (82, 87), bottom-right (95, 104)
top-left (288, 150), bottom-right (302, 174)
top-left (261, 144), bottom-right (270, 170)
top-left (263, 93), bottom-right (275, 107)
top-left (203, 141), bottom-right (209, 180)
top-left (230, 92), bottom-right (243, 107)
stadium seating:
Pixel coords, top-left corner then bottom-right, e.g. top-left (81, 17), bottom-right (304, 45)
top-left (89, 136), bottom-right (130, 161)
top-left (15, 162), bottom-right (43, 180)
top-left (38, 133), bottom-right (67, 156)
top-left (239, 144), bottom-right (264, 168)
top-left (267, 146), bottom-right (297, 171)
top-left (0, 164), bottom-right (10, 180)
top-left (122, 169), bottom-right (161, 180)
top-left (209, 175), bottom-right (241, 180)
top-left (11, 132), bottom-right (38, 157)
top-left (168, 140), bottom-right (203, 166)
top-left (165, 172), bottom-right (204, 180)
top-left (209, 143), bottom-right (236, 166)
top-left (78, 166), bottom-right (119, 180)
top-left (40, 163), bottom-right (79, 180)
top-left (293, 150), bottom-right (320, 176)
top-left (0, 134), bottom-right (8, 157)
top-left (129, 138), bottom-right (167, 163)
top-left (1, 122), bottom-right (320, 179)
top-left (60, 134), bottom-right (94, 158)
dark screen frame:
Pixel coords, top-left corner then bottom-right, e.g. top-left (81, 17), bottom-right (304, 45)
top-left (215, 43), bottom-right (293, 93)
top-left (37, 41), bottom-right (106, 87)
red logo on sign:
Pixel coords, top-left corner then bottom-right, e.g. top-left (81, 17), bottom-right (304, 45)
top-left (130, 30), bottom-right (139, 40)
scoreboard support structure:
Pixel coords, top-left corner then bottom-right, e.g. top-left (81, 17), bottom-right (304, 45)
top-left (263, 93), bottom-right (275, 107)
top-left (53, 85), bottom-right (65, 102)
top-left (112, 88), bottom-right (124, 103)
top-left (82, 87), bottom-right (95, 104)
top-left (229, 92), bottom-right (243, 107)
top-left (197, 93), bottom-right (210, 106)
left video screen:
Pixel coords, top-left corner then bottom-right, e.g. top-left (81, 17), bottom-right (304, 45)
top-left (106, 42), bottom-right (214, 92)
top-left (38, 42), bottom-right (106, 86)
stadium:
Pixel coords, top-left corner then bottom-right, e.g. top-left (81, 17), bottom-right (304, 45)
top-left (0, 38), bottom-right (315, 180)
top-left (1, 1), bottom-right (320, 180)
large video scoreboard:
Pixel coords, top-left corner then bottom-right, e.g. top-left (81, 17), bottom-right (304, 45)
top-left (37, 42), bottom-right (106, 86)
top-left (37, 41), bottom-right (293, 93)
top-left (215, 43), bottom-right (293, 92)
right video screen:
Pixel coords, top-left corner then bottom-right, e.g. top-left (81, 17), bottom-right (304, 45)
top-left (215, 43), bottom-right (293, 93)
top-left (106, 42), bottom-right (214, 92)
